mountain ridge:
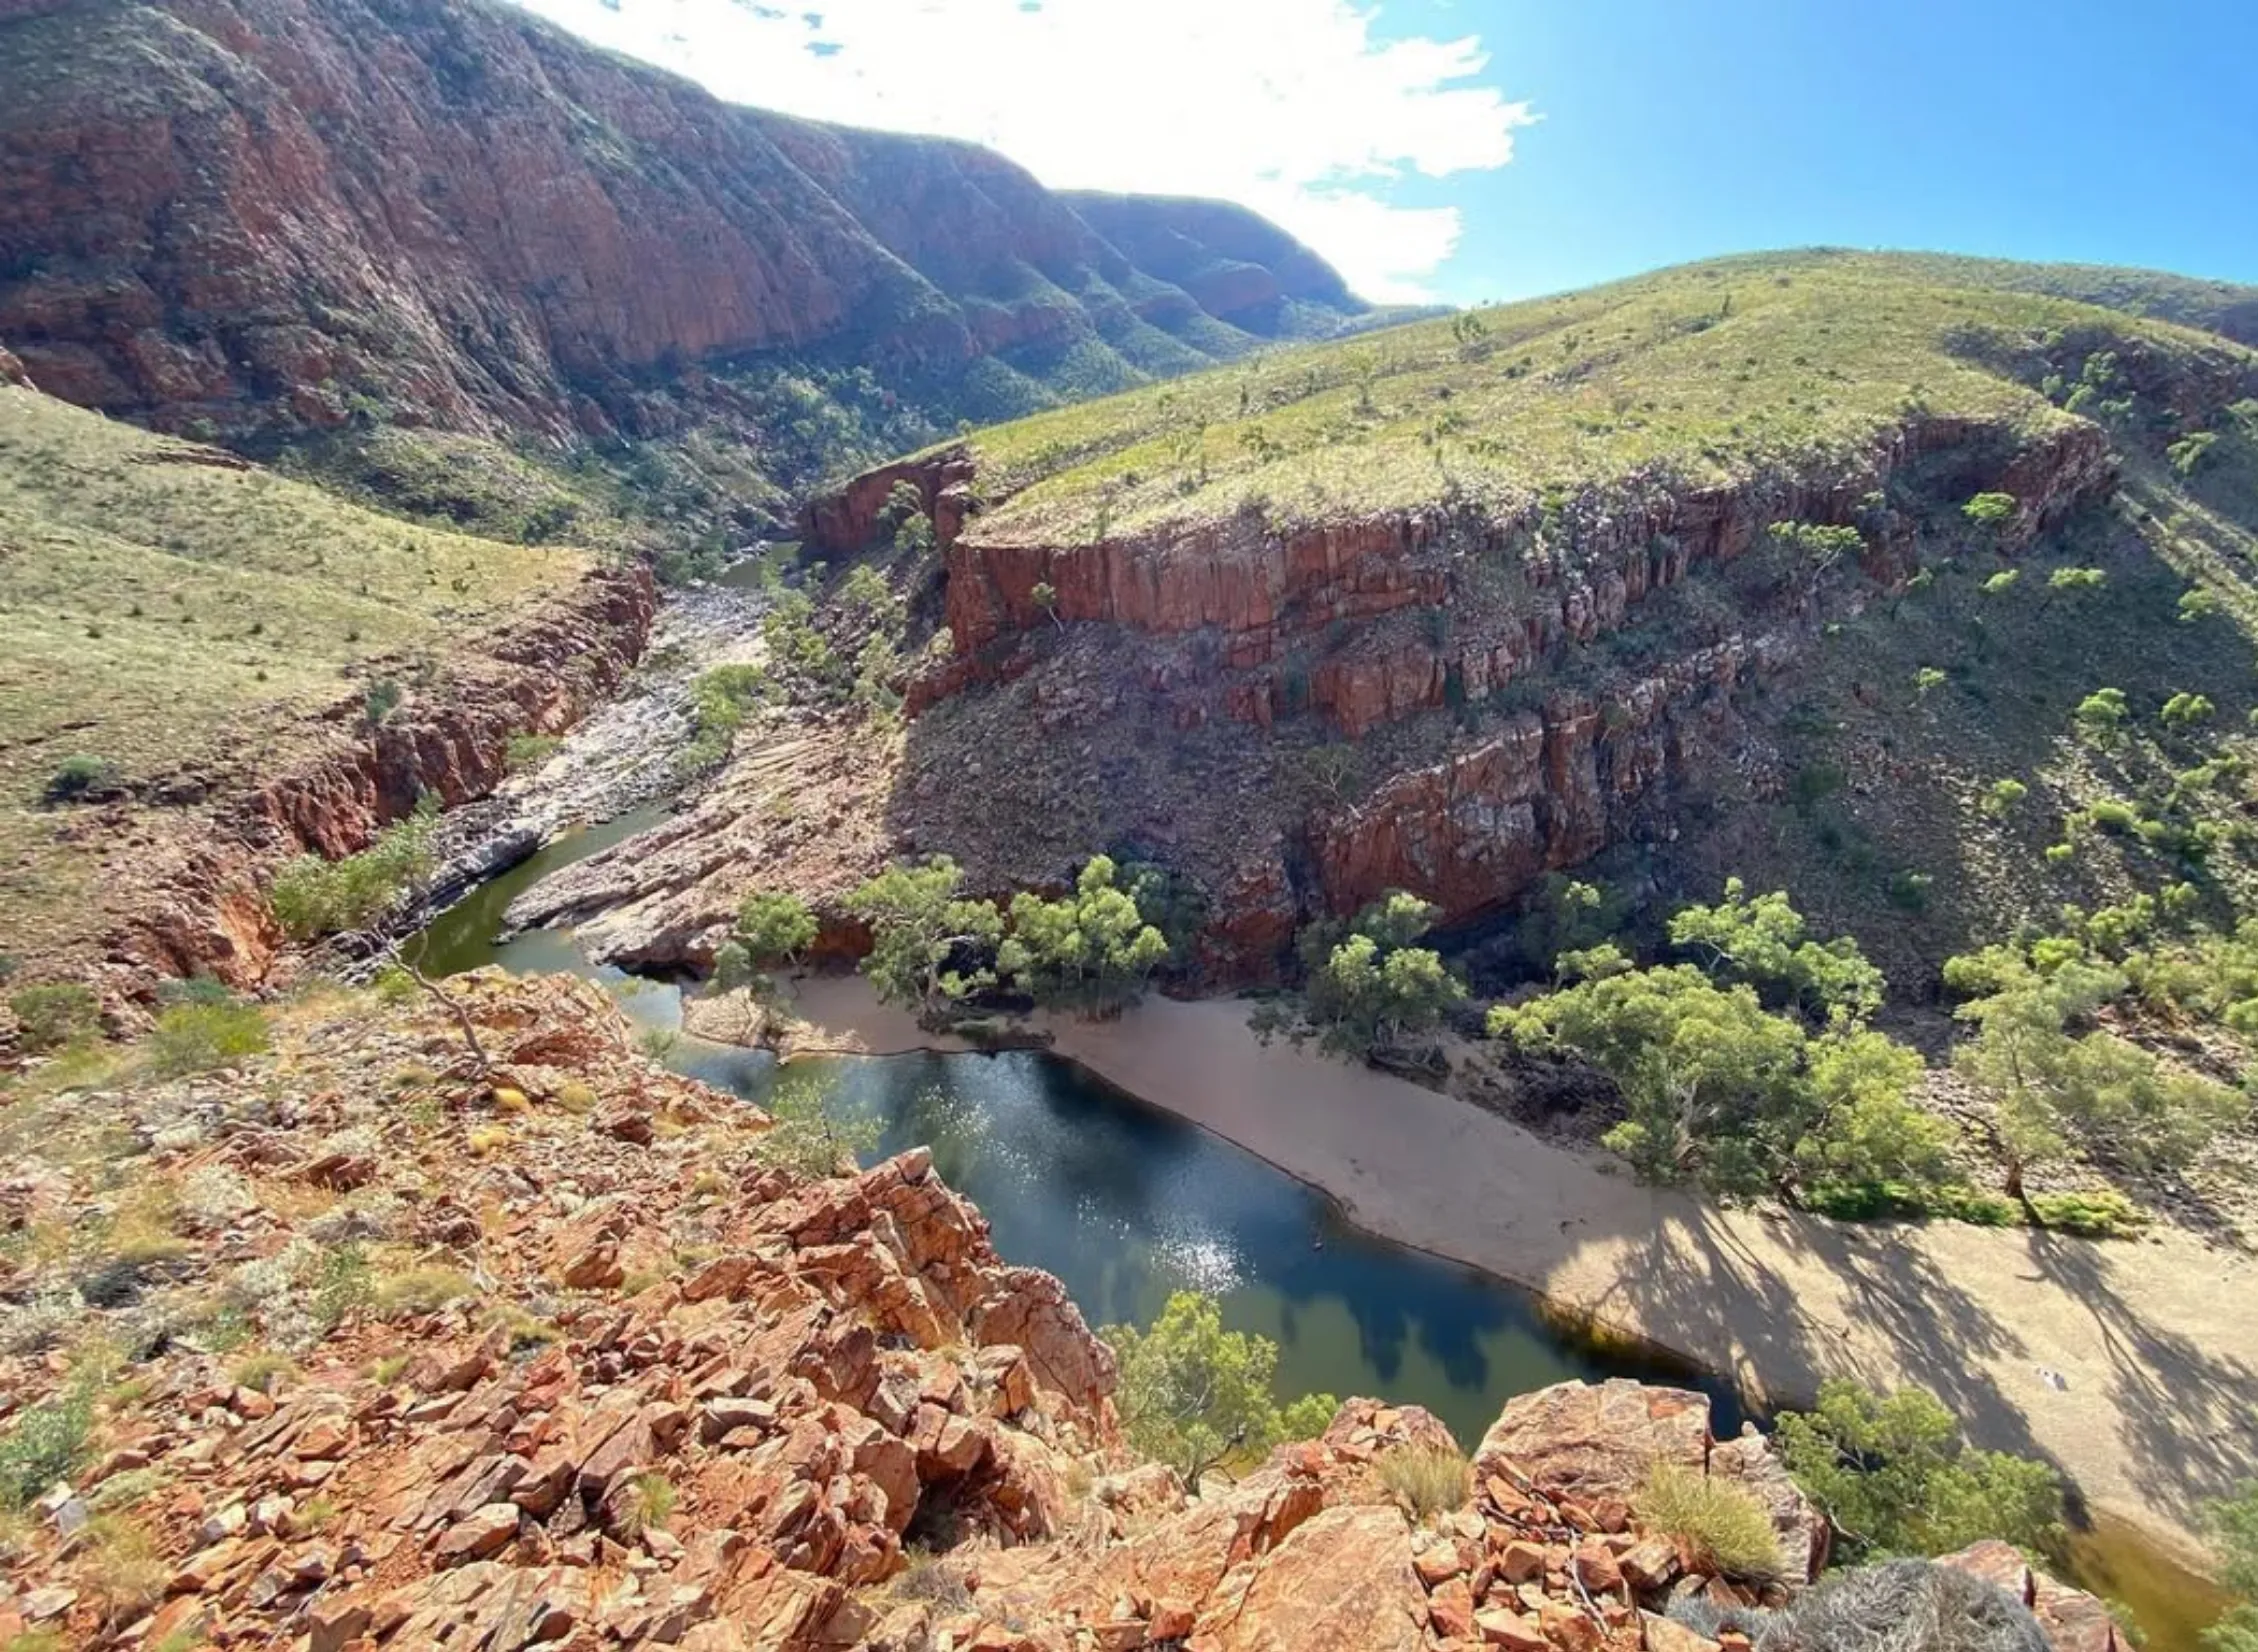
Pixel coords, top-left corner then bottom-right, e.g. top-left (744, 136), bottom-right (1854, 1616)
top-left (0, 0), bottom-right (1375, 459)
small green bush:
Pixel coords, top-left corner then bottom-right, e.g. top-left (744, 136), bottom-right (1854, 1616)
top-left (268, 808), bottom-right (435, 940)
top-left (1375, 1443), bottom-right (1472, 1524)
top-left (0, 1384), bottom-right (94, 1508)
top-left (9, 982), bottom-right (100, 1052)
top-left (1634, 1461), bottom-right (1785, 1581)
top-left (505, 733), bottom-right (561, 772)
top-left (2027, 1189), bottom-right (2144, 1238)
top-left (147, 1000), bottom-right (269, 1076)
top-left (44, 754), bottom-right (119, 804)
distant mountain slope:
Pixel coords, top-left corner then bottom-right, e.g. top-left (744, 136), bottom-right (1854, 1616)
top-left (0, 0), bottom-right (1369, 452)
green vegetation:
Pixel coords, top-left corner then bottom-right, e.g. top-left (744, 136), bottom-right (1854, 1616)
top-left (1775, 1380), bottom-right (2063, 1562)
top-left (146, 998), bottom-right (270, 1076)
top-left (504, 733), bottom-right (561, 773)
top-left (1296, 892), bottom-right (1466, 1061)
top-left (2207, 1482), bottom-right (2258, 1652)
top-left (8, 980), bottom-right (100, 1051)
top-left (267, 802), bottom-right (438, 940)
top-left (681, 663), bottom-right (773, 773)
top-left (0, 382), bottom-right (580, 968)
top-left (997, 855), bottom-right (1171, 1016)
top-left (1492, 885), bottom-right (1946, 1201)
top-left (1634, 1462), bottom-right (1786, 1582)
top-left (925, 252), bottom-right (2252, 552)
top-left (733, 890), bottom-right (819, 969)
top-left (846, 857), bottom-right (1005, 1022)
top-left (847, 853), bottom-right (1180, 1026)
top-left (1947, 944), bottom-right (2241, 1201)
top-left (1102, 1291), bottom-right (1336, 1485)
top-left (1374, 1443), bottom-right (1473, 1525)
top-left (751, 1067), bottom-right (881, 1178)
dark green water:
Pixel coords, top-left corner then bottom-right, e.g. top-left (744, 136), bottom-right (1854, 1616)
top-left (665, 1038), bottom-right (1747, 1450)
top-left (407, 800), bottom-right (676, 979)
top-left (413, 824), bottom-right (2223, 1644)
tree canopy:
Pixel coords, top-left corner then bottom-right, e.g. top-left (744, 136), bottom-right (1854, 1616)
top-left (1302, 892), bottom-right (1466, 1059)
top-left (1102, 1292), bottom-right (1336, 1486)
top-left (996, 854), bottom-right (1171, 1016)
top-left (1775, 1380), bottom-right (2062, 1562)
top-left (845, 857), bottom-right (1004, 1022)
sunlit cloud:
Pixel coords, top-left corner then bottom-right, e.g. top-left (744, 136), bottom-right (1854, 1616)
top-left (513, 0), bottom-right (1535, 301)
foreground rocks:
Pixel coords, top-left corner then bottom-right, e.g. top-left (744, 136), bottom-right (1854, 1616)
top-left (0, 973), bottom-right (2130, 1650)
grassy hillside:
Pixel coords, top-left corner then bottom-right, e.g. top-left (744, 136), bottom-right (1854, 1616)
top-left (0, 382), bottom-right (588, 967)
top-left (941, 250), bottom-right (2252, 547)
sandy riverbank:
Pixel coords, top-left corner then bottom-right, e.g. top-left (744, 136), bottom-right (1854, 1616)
top-left (784, 976), bottom-right (2257, 1564)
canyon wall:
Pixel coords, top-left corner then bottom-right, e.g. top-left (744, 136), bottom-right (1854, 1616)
top-left (0, 0), bottom-right (1369, 443)
top-left (806, 416), bottom-right (2123, 975)
top-left (101, 565), bottom-right (655, 996)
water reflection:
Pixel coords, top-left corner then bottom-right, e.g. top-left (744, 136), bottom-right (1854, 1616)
top-left (669, 1040), bottom-right (1744, 1450)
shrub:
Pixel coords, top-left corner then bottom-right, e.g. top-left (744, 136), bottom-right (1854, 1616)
top-left (362, 678), bottom-right (404, 729)
top-left (1375, 1443), bottom-right (1472, 1525)
top-left (9, 982), bottom-right (100, 1052)
top-left (0, 1382), bottom-right (94, 1508)
top-left (2025, 1189), bottom-right (2143, 1238)
top-left (2160, 691), bottom-right (2217, 729)
top-left (1103, 1292), bottom-right (1336, 1486)
top-left (1979, 779), bottom-right (2028, 819)
top-left (80, 1514), bottom-right (166, 1619)
top-left (505, 733), bottom-right (561, 772)
top-left (754, 1068), bottom-right (879, 1179)
top-left (374, 1266), bottom-right (475, 1320)
top-left (2207, 1482), bottom-right (2258, 1652)
top-left (616, 1472), bottom-right (675, 1540)
top-left (1635, 1461), bottom-right (1785, 1581)
top-left (147, 1000), bottom-right (269, 1076)
top-left (1961, 492), bottom-right (2017, 529)
top-left (44, 755), bottom-right (119, 804)
top-left (1775, 1380), bottom-right (2061, 1561)
top-left (268, 806), bottom-right (436, 940)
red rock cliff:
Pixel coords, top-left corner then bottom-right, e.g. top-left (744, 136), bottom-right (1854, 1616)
top-left (0, 0), bottom-right (1368, 442)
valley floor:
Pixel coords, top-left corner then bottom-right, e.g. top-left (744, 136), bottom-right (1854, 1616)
top-left (785, 977), bottom-right (2258, 1566)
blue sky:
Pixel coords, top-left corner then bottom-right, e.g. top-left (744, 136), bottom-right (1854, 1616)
top-left (1422, 0), bottom-right (2258, 306)
top-left (519, 0), bottom-right (2258, 306)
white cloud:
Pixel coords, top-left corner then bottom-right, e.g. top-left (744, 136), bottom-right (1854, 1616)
top-left (512, 0), bottom-right (1534, 301)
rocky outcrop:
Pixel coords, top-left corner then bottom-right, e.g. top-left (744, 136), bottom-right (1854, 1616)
top-left (0, 975), bottom-right (2136, 1651)
top-left (0, 0), bottom-right (1366, 442)
top-left (908, 417), bottom-right (2113, 732)
top-left (97, 565), bottom-right (655, 994)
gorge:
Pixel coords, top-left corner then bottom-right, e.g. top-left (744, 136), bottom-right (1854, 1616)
top-left (6, 0), bottom-right (2258, 1647)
